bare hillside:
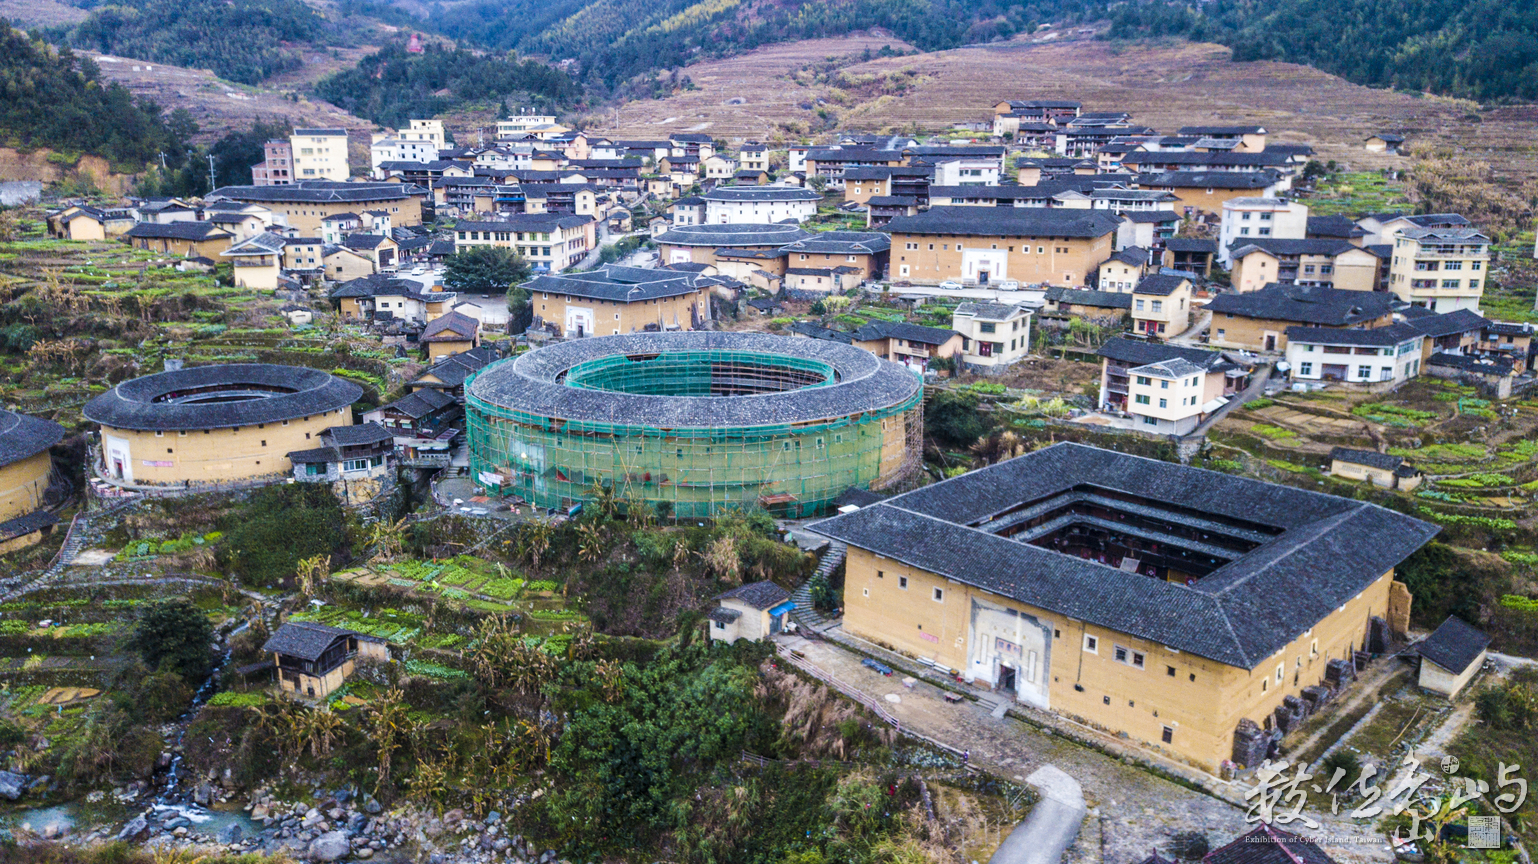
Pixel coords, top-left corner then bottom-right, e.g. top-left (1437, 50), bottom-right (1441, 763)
top-left (609, 36), bottom-right (1538, 180)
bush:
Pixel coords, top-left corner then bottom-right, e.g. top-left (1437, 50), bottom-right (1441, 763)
top-left (1320, 749), bottom-right (1361, 787)
top-left (127, 600), bottom-right (214, 683)
top-left (216, 483), bottom-right (346, 587)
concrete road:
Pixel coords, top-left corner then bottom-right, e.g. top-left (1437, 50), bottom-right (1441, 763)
top-left (991, 765), bottom-right (1086, 864)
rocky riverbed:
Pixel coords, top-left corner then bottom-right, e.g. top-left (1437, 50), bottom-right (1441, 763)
top-left (35, 783), bottom-right (572, 864)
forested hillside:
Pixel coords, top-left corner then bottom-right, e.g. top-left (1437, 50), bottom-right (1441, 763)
top-left (56, 0), bottom-right (329, 85)
top-left (0, 22), bottom-right (193, 169)
top-left (1106, 0), bottom-right (1538, 103)
top-left (428, 0), bottom-right (1104, 93)
top-left (314, 44), bottom-right (583, 128)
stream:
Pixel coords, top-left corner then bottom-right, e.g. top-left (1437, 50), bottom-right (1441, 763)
top-left (3, 625), bottom-right (258, 844)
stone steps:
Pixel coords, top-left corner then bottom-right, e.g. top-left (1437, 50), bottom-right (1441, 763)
top-left (790, 540), bottom-right (845, 630)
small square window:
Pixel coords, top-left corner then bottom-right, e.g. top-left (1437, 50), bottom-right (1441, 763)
top-left (1102, 695), bottom-right (1110, 705)
top-left (166, 448), bottom-right (173, 454)
top-left (898, 576), bottom-right (908, 589)
top-left (862, 588), bottom-right (869, 597)
top-left (932, 587), bottom-right (944, 602)
top-left (877, 570), bottom-right (884, 579)
top-left (1166, 666), bottom-right (1176, 677)
top-left (1162, 726), bottom-right (1174, 744)
top-left (1190, 673), bottom-right (1196, 682)
top-left (1083, 635), bottom-right (1098, 654)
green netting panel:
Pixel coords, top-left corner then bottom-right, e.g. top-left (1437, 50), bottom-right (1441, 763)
top-left (466, 386), bottom-right (921, 519)
top-left (563, 350), bottom-right (837, 396)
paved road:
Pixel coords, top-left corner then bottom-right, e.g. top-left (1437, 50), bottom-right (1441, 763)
top-left (1169, 308), bottom-right (1212, 344)
top-left (992, 765), bottom-right (1086, 864)
top-left (1187, 361), bottom-right (1275, 438)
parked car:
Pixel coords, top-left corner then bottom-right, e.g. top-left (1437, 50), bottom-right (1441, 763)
top-left (997, 279), bottom-right (1020, 291)
top-left (938, 280), bottom-right (963, 290)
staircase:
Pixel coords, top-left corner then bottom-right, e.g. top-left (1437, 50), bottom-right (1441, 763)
top-left (791, 540), bottom-right (846, 631)
top-left (0, 498), bottom-right (135, 602)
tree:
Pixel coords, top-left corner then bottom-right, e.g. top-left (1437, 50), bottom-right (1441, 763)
top-left (925, 389), bottom-right (991, 447)
top-left (128, 599), bottom-right (214, 683)
top-left (444, 246), bottom-right (532, 295)
top-left (506, 285), bottom-right (534, 333)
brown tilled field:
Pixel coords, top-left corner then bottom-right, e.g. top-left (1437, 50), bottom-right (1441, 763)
top-left (86, 53), bottom-right (374, 146)
top-left (609, 35), bottom-right (1538, 180)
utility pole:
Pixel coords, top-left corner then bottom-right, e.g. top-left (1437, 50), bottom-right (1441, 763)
top-left (206, 153), bottom-right (217, 193)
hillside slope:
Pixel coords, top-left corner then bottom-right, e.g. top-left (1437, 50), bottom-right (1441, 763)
top-left (1107, 0), bottom-right (1538, 103)
top-left (0, 24), bottom-right (189, 170)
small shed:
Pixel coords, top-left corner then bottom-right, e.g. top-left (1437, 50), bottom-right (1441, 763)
top-left (262, 621), bottom-right (390, 699)
top-left (1328, 447), bottom-right (1421, 491)
top-left (1416, 615), bottom-right (1490, 698)
top-left (708, 581), bottom-right (794, 644)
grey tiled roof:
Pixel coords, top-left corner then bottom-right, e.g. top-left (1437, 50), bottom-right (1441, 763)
top-left (701, 187), bottom-right (819, 202)
top-left (1135, 171), bottom-right (1281, 190)
top-left (886, 207), bottom-right (1122, 239)
top-left (1097, 337), bottom-right (1232, 372)
top-left (468, 332), bottom-right (921, 428)
top-left (413, 348), bottom-right (500, 387)
top-left (716, 581), bottom-right (791, 609)
top-left (954, 302), bottom-right (1028, 321)
top-left (523, 266), bottom-right (706, 303)
top-left (325, 422), bottom-right (393, 446)
top-left (707, 607), bottom-right (742, 624)
top-left (1284, 322), bottom-right (1422, 347)
top-left (1409, 309), bottom-right (1489, 339)
top-left (808, 443), bottom-right (1439, 669)
top-left (124, 222), bottom-right (230, 241)
top-left (1206, 284), bottom-right (1396, 326)
top-left (1164, 238), bottom-right (1218, 253)
top-left (1133, 274), bottom-right (1188, 296)
top-left (1131, 357), bottom-right (1207, 378)
top-left (1206, 824), bottom-right (1336, 864)
top-left (654, 223), bottom-right (814, 247)
top-left (83, 364), bottom-right (361, 431)
top-left (210, 182), bottom-right (412, 204)
top-left (421, 311), bottom-right (479, 341)
top-left (1417, 615), bottom-right (1490, 675)
top-left (0, 509), bottom-right (58, 542)
top-left (779, 231), bottom-right (891, 255)
top-left (1045, 288), bottom-right (1132, 309)
top-left (0, 409), bottom-right (65, 469)
top-left (1428, 352), bottom-right (1513, 376)
top-left (1329, 447), bottom-right (1403, 472)
top-left (261, 621), bottom-right (376, 661)
top-left (1229, 238), bottom-right (1357, 257)
top-left (378, 387), bottom-right (457, 419)
top-left (851, 321), bottom-right (957, 345)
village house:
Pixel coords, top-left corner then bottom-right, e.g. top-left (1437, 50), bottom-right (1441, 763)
top-left (654, 223), bottom-right (812, 268)
top-left (1283, 323), bottom-right (1424, 388)
top-left (363, 388), bottom-right (461, 466)
top-left (784, 266), bottom-right (863, 296)
top-left (1206, 284), bottom-right (1397, 353)
top-left (251, 139), bottom-right (292, 186)
top-left (1415, 616), bottom-right (1489, 698)
top-left (1406, 308), bottom-right (1488, 366)
top-left (1329, 447), bottom-right (1423, 492)
top-left (262, 621), bottom-right (391, 700)
top-left (1162, 239), bottom-right (1217, 279)
top-left (323, 245), bottom-right (378, 282)
top-left (808, 442), bottom-right (1436, 772)
top-left (420, 311), bottom-right (482, 360)
top-left (848, 321), bottom-right (964, 372)
top-left (329, 275), bottom-right (455, 324)
top-left (952, 302), bottom-right (1032, 370)
top-left (220, 232), bottom-right (286, 290)
top-left (886, 207), bottom-right (1120, 286)
top-left (738, 143), bottom-right (772, 173)
top-left (777, 231), bottom-right (890, 280)
top-left (453, 215), bottom-right (597, 273)
top-left (340, 233), bottom-right (399, 272)
top-left (702, 186), bottom-right (821, 224)
top-left (1217, 198), bottom-right (1309, 265)
top-left (1227, 240), bottom-right (1383, 293)
top-left (406, 347), bottom-right (502, 402)
top-left (290, 128), bottom-right (351, 182)
top-left (1133, 172), bottom-right (1287, 219)
top-left (1096, 338), bottom-right (1245, 420)
top-left (1387, 227), bottom-right (1489, 313)
top-left (207, 182), bottom-right (424, 234)
top-left (1357, 212), bottom-right (1471, 245)
top-left (122, 221), bottom-right (234, 258)
top-left (1097, 248), bottom-right (1149, 292)
top-left (1129, 273), bottom-right (1193, 338)
top-left (708, 582), bottom-right (794, 645)
top-left (524, 265), bottom-right (711, 338)
top-left (47, 206), bottom-right (135, 240)
top-left (282, 237), bottom-right (324, 278)
top-left (1043, 288), bottom-right (1131, 323)
top-left (1364, 134), bottom-right (1407, 155)
top-left (1477, 321), bottom-right (1535, 373)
